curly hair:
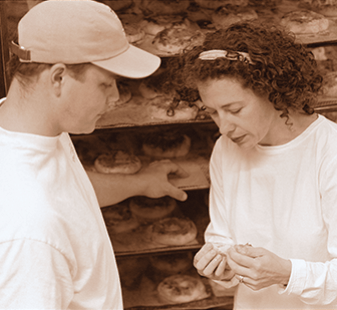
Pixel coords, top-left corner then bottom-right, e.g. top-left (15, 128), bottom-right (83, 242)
top-left (167, 21), bottom-right (323, 117)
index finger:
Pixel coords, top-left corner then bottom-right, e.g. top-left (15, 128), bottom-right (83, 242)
top-left (164, 183), bottom-right (188, 201)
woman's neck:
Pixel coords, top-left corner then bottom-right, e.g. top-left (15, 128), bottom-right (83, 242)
top-left (260, 111), bottom-right (318, 147)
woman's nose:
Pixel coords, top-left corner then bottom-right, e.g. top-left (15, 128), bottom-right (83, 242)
top-left (218, 116), bottom-right (236, 136)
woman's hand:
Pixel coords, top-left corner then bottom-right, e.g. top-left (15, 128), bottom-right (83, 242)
top-left (193, 243), bottom-right (235, 281)
top-left (226, 244), bottom-right (292, 291)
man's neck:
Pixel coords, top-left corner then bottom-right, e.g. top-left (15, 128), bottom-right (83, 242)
top-left (0, 80), bottom-right (61, 137)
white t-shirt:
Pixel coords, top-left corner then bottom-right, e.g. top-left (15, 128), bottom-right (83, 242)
top-left (206, 114), bottom-right (337, 309)
top-left (0, 100), bottom-right (123, 309)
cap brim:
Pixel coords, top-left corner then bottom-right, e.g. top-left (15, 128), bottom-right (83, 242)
top-left (92, 44), bottom-right (161, 79)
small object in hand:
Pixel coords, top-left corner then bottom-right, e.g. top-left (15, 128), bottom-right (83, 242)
top-left (238, 275), bottom-right (244, 283)
top-left (235, 243), bottom-right (252, 254)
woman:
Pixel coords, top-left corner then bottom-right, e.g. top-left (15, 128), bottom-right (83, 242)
top-left (170, 22), bottom-right (337, 309)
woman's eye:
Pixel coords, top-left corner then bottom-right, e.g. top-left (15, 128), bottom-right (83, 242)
top-left (230, 108), bottom-right (242, 114)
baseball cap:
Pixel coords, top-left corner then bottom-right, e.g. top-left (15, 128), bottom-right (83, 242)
top-left (10, 0), bottom-right (161, 78)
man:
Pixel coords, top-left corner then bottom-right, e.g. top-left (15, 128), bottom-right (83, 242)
top-left (0, 1), bottom-right (187, 308)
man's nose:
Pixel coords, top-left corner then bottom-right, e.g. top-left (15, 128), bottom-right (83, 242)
top-left (107, 81), bottom-right (119, 102)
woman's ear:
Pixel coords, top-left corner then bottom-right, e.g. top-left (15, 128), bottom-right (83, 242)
top-left (50, 63), bottom-right (67, 96)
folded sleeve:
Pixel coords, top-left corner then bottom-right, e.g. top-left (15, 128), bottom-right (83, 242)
top-left (281, 258), bottom-right (337, 305)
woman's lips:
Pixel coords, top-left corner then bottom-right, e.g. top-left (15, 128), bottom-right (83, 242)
top-left (231, 135), bottom-right (246, 144)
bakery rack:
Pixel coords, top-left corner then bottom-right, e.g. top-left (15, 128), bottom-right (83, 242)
top-left (3, 0), bottom-right (337, 309)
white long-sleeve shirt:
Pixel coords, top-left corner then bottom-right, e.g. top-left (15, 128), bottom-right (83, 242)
top-left (206, 114), bottom-right (337, 309)
top-left (0, 100), bottom-right (123, 309)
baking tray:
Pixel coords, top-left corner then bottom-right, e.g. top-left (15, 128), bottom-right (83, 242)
top-left (95, 95), bottom-right (212, 129)
top-left (107, 199), bottom-right (210, 256)
top-left (130, 0), bottom-right (337, 58)
top-left (315, 97), bottom-right (337, 111)
top-left (73, 125), bottom-right (213, 191)
top-left (96, 96), bottom-right (337, 129)
top-left (121, 270), bottom-right (234, 310)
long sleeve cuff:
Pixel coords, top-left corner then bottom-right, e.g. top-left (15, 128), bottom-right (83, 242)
top-left (279, 258), bottom-right (306, 295)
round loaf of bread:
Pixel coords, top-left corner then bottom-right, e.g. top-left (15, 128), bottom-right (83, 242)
top-left (142, 131), bottom-right (191, 159)
top-left (280, 10), bottom-right (329, 35)
top-left (157, 274), bottom-right (209, 304)
top-left (94, 150), bottom-right (142, 174)
top-left (149, 217), bottom-right (198, 246)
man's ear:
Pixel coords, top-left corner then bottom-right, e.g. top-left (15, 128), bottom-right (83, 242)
top-left (50, 63), bottom-right (67, 97)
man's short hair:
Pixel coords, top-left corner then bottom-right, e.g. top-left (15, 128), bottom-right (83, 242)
top-left (7, 54), bottom-right (91, 89)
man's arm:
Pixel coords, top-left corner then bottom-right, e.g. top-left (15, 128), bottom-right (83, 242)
top-left (87, 159), bottom-right (188, 207)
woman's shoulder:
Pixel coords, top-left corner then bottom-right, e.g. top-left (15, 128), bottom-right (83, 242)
top-left (311, 115), bottom-right (337, 160)
top-left (315, 115), bottom-right (337, 140)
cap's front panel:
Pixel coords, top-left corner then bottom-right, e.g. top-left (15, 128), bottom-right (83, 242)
top-left (18, 0), bottom-right (129, 64)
